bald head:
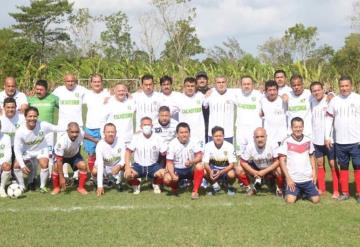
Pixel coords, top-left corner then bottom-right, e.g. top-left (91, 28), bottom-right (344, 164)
top-left (64, 74), bottom-right (77, 91)
top-left (114, 83), bottom-right (128, 101)
top-left (67, 122), bottom-right (80, 141)
top-left (253, 127), bottom-right (267, 148)
top-left (4, 77), bottom-right (17, 97)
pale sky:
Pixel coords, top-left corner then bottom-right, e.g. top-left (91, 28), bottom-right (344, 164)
top-left (0, 0), bottom-right (355, 56)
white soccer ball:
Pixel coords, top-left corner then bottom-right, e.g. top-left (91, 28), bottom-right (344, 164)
top-left (7, 183), bottom-right (23, 199)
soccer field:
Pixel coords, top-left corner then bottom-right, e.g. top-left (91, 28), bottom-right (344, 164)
top-left (0, 181), bottom-right (359, 247)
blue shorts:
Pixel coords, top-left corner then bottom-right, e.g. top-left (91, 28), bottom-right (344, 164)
top-left (210, 165), bottom-right (229, 181)
top-left (335, 143), bottom-right (360, 169)
top-left (57, 152), bottom-right (84, 171)
top-left (83, 128), bottom-right (100, 155)
top-left (207, 136), bottom-right (234, 144)
top-left (314, 144), bottom-right (335, 160)
top-left (285, 180), bottom-right (319, 198)
top-left (175, 167), bottom-right (193, 179)
top-left (132, 163), bottom-right (162, 179)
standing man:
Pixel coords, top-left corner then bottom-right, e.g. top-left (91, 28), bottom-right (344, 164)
top-left (0, 76), bottom-right (28, 113)
top-left (325, 76), bottom-right (360, 203)
top-left (195, 71), bottom-right (211, 143)
top-left (159, 75), bottom-right (182, 120)
top-left (0, 121), bottom-right (13, 197)
top-left (274, 70), bottom-right (292, 98)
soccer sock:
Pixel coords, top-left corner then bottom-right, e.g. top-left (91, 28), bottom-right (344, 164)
top-left (52, 172), bottom-right (60, 189)
top-left (276, 175), bottom-right (284, 190)
top-left (78, 171), bottom-right (87, 190)
top-left (317, 166), bottom-right (326, 192)
top-left (40, 168), bottom-right (49, 188)
top-left (193, 169), bottom-right (204, 193)
top-left (88, 155), bottom-right (96, 173)
top-left (153, 177), bottom-right (163, 185)
top-left (330, 168), bottom-right (339, 194)
top-left (354, 170), bottom-right (360, 195)
top-left (170, 181), bottom-right (178, 192)
top-left (48, 157), bottom-right (54, 179)
top-left (14, 169), bottom-right (25, 188)
top-left (238, 174), bottom-right (250, 186)
top-left (128, 178), bottom-right (140, 186)
top-left (339, 169), bottom-right (349, 195)
top-left (63, 163), bottom-right (69, 178)
top-left (0, 171), bottom-right (11, 189)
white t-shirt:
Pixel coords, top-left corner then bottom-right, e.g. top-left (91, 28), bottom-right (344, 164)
top-left (0, 90), bottom-right (28, 111)
top-left (166, 138), bottom-right (202, 169)
top-left (0, 112), bottom-right (25, 145)
top-left (278, 135), bottom-right (314, 183)
top-left (241, 141), bottom-right (278, 169)
top-left (0, 133), bottom-right (12, 164)
top-left (278, 85), bottom-right (292, 96)
top-left (177, 92), bottom-right (205, 144)
top-left (160, 91), bottom-right (182, 119)
top-left (153, 118), bottom-right (178, 146)
top-left (127, 132), bottom-right (167, 167)
top-left (103, 97), bottom-right (136, 143)
top-left (54, 130), bottom-right (84, 158)
top-left (203, 89), bottom-right (236, 138)
top-left (83, 89), bottom-right (110, 129)
top-left (326, 92), bottom-right (360, 144)
top-left (287, 89), bottom-right (312, 137)
top-left (310, 96), bottom-right (329, 145)
top-left (260, 96), bottom-right (287, 144)
top-left (202, 141), bottom-right (237, 167)
top-left (132, 91), bottom-right (161, 130)
top-left (52, 85), bottom-right (88, 128)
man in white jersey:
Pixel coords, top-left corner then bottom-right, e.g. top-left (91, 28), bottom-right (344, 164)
top-left (177, 77), bottom-right (206, 148)
top-left (0, 121), bottom-right (13, 197)
top-left (195, 71), bottom-right (211, 143)
top-left (274, 70), bottom-right (292, 99)
top-left (51, 122), bottom-right (95, 195)
top-left (310, 81), bottom-right (339, 198)
top-left (287, 74), bottom-right (312, 138)
top-left (132, 74), bottom-right (161, 130)
top-left (238, 128), bottom-right (284, 197)
top-left (279, 117), bottom-right (320, 204)
top-left (83, 74), bottom-right (110, 174)
top-left (163, 122), bottom-right (204, 199)
top-left (325, 76), bottom-right (360, 203)
top-left (124, 117), bottom-right (167, 194)
top-left (234, 76), bottom-right (263, 155)
top-left (260, 80), bottom-right (287, 146)
top-left (103, 84), bottom-right (136, 145)
top-left (203, 126), bottom-right (237, 196)
top-left (0, 76), bottom-right (28, 114)
top-left (203, 76), bottom-right (236, 143)
top-left (14, 107), bottom-right (64, 192)
top-left (159, 75), bottom-right (182, 120)
top-left (92, 123), bottom-right (126, 196)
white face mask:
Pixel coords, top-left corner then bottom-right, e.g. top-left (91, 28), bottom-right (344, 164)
top-left (142, 125), bottom-right (152, 135)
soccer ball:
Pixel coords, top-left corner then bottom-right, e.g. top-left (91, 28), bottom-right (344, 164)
top-left (7, 183), bottom-right (23, 199)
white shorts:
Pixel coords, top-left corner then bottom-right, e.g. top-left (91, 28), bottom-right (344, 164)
top-left (235, 127), bottom-right (256, 156)
top-left (22, 147), bottom-right (49, 161)
top-left (45, 132), bottom-right (54, 155)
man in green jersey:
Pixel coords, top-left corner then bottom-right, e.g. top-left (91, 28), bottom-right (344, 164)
top-left (28, 80), bottom-right (59, 177)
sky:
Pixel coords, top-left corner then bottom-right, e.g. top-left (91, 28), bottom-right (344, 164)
top-left (0, 0), bottom-right (356, 56)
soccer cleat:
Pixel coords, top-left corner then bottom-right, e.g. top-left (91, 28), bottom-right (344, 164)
top-left (191, 192), bottom-right (199, 200)
top-left (116, 183), bottom-right (123, 192)
top-left (254, 177), bottom-right (262, 191)
top-left (0, 188), bottom-right (7, 198)
top-left (51, 187), bottom-right (61, 195)
top-left (77, 188), bottom-right (88, 195)
top-left (245, 185), bottom-right (256, 196)
top-left (153, 184), bottom-right (161, 194)
top-left (132, 185), bottom-right (140, 195)
top-left (212, 182), bottom-right (221, 193)
top-left (65, 177), bottom-right (74, 187)
top-left (207, 187), bottom-right (216, 196)
top-left (331, 191), bottom-right (340, 199)
top-left (227, 187), bottom-right (235, 196)
top-left (337, 194), bottom-right (350, 201)
top-left (39, 187), bottom-right (49, 193)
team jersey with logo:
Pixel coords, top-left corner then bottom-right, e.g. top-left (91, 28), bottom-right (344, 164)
top-left (132, 91), bottom-right (161, 130)
top-left (233, 89), bottom-right (262, 130)
top-left (83, 89), bottom-right (110, 129)
top-left (0, 90), bottom-right (28, 111)
top-left (278, 135), bottom-right (314, 183)
top-left (153, 119), bottom-right (178, 146)
top-left (166, 138), bottom-right (202, 169)
top-left (0, 112), bottom-right (25, 145)
top-left (241, 142), bottom-right (278, 169)
top-left (203, 141), bottom-right (237, 167)
top-left (0, 133), bottom-right (12, 164)
top-left (310, 96), bottom-right (330, 145)
top-left (160, 91), bottom-right (182, 119)
top-left (28, 94), bottom-right (59, 124)
top-left (54, 130), bottom-right (84, 158)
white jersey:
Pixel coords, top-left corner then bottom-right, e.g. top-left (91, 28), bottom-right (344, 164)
top-left (54, 130), bottom-right (84, 158)
top-left (133, 91), bottom-right (161, 130)
top-left (160, 91), bottom-right (182, 119)
top-left (14, 121), bottom-right (61, 168)
top-left (310, 97), bottom-right (329, 145)
top-left (127, 132), bottom-right (167, 167)
top-left (95, 137), bottom-right (126, 187)
top-left (326, 92), bottom-right (360, 144)
top-left (260, 96), bottom-right (287, 144)
top-left (0, 112), bottom-right (25, 145)
top-left (166, 138), bottom-right (202, 169)
top-left (278, 85), bottom-right (292, 96)
top-left (0, 90), bottom-right (28, 111)
top-left (203, 89), bottom-right (236, 138)
top-left (153, 119), bottom-right (178, 146)
top-left (278, 135), bottom-right (314, 183)
top-left (103, 97), bottom-right (136, 143)
top-left (52, 85), bottom-right (88, 128)
top-left (233, 89), bottom-right (262, 128)
top-left (241, 141), bottom-right (278, 169)
top-left (203, 141), bottom-right (237, 168)
top-left (0, 133), bottom-right (12, 164)
top-left (177, 92), bottom-right (205, 144)
top-left (287, 89), bottom-right (312, 137)
top-left (83, 89), bottom-right (110, 129)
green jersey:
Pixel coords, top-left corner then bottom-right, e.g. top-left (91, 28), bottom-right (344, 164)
top-left (28, 94), bottom-right (59, 124)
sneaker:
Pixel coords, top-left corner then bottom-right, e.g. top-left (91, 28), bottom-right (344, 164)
top-left (254, 178), bottom-right (262, 191)
top-left (245, 185), bottom-right (256, 196)
top-left (212, 182), bottom-right (221, 193)
top-left (191, 192), bottom-right (199, 200)
top-left (132, 185), bottom-right (140, 195)
top-left (116, 183), bottom-right (123, 192)
top-left (337, 194), bottom-right (350, 201)
top-left (227, 187), bottom-right (235, 196)
top-left (39, 187), bottom-right (49, 193)
top-left (77, 187), bottom-right (88, 195)
top-left (276, 188), bottom-right (283, 198)
top-left (0, 188), bottom-right (7, 198)
top-left (153, 184), bottom-right (161, 194)
top-left (51, 187), bottom-right (61, 195)
top-left (331, 191), bottom-right (340, 199)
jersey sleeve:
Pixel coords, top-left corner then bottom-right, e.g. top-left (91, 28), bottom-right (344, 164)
top-left (95, 142), bottom-right (105, 188)
top-left (240, 145), bottom-right (251, 161)
top-left (278, 141), bottom-right (287, 156)
top-left (227, 144), bottom-right (237, 163)
top-left (166, 142), bottom-right (176, 161)
top-left (54, 137), bottom-right (65, 157)
top-left (42, 121), bottom-right (65, 134)
top-left (309, 141), bottom-right (315, 155)
top-left (126, 135), bottom-right (137, 151)
top-left (202, 144), bottom-right (210, 163)
top-left (271, 144), bottom-right (279, 159)
top-left (0, 135), bottom-right (12, 164)
top-left (14, 130), bottom-right (25, 168)
top-left (119, 143), bottom-right (126, 166)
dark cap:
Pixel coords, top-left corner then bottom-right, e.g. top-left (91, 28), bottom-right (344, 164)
top-left (195, 71), bottom-right (208, 79)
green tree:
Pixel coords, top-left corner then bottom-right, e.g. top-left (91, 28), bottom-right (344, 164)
top-left (207, 37), bottom-right (245, 62)
top-left (258, 36), bottom-right (293, 65)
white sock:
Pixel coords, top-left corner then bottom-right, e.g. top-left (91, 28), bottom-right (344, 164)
top-left (63, 163), bottom-right (69, 178)
top-left (72, 170), bottom-right (79, 180)
top-left (14, 169), bottom-right (25, 188)
top-left (116, 171), bottom-right (124, 184)
top-left (40, 168), bottom-right (49, 188)
top-left (0, 171), bottom-right (11, 189)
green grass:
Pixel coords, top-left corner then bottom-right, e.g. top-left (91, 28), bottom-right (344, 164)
top-left (0, 181), bottom-right (359, 247)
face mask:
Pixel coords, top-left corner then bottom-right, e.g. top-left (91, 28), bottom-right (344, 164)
top-left (142, 125), bottom-right (152, 135)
